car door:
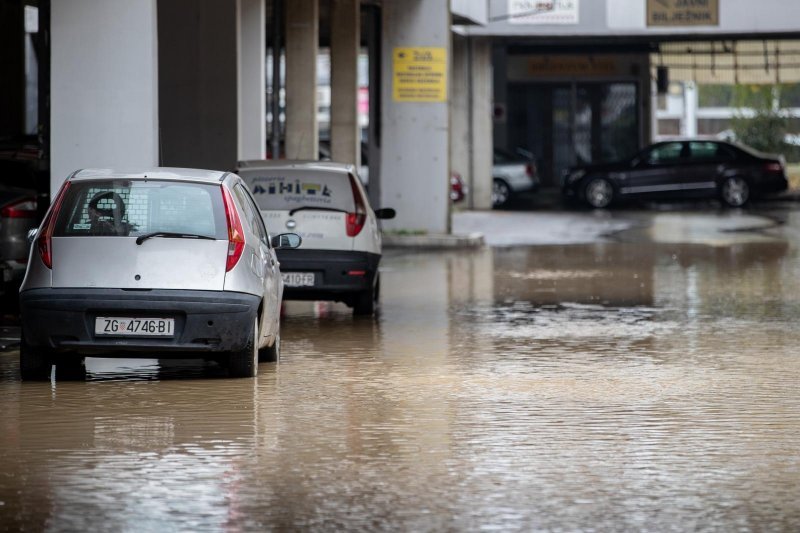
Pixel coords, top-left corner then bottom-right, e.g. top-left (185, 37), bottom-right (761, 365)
top-left (683, 141), bottom-right (732, 195)
top-left (623, 142), bottom-right (686, 197)
top-left (233, 183), bottom-right (278, 344)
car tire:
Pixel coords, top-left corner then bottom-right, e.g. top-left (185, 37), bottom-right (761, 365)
top-left (228, 316), bottom-right (258, 378)
top-left (720, 176), bottom-right (750, 207)
top-left (584, 177), bottom-right (614, 209)
top-left (353, 275), bottom-right (379, 316)
top-left (19, 334), bottom-right (51, 381)
top-left (492, 179), bottom-right (511, 208)
top-left (259, 325), bottom-right (280, 363)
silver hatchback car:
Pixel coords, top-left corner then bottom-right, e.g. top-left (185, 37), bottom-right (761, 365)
top-left (19, 168), bottom-right (300, 380)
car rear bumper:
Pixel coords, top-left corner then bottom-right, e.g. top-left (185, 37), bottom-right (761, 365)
top-left (276, 249), bottom-right (380, 302)
top-left (19, 288), bottom-right (260, 356)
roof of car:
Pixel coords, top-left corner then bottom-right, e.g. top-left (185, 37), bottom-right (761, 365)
top-left (236, 160), bottom-right (356, 175)
top-left (69, 168), bottom-right (228, 183)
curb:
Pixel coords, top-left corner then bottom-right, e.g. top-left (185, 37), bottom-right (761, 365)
top-left (383, 232), bottom-right (485, 249)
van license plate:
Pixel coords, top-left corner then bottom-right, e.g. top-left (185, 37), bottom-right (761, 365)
top-left (282, 272), bottom-right (315, 287)
top-left (95, 317), bottom-right (175, 337)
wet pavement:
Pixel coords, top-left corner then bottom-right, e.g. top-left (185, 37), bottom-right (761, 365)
top-left (3, 207), bottom-right (800, 530)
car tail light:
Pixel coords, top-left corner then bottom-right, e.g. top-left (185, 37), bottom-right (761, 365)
top-left (346, 177), bottom-right (367, 237)
top-left (221, 186), bottom-right (246, 272)
top-left (525, 163), bottom-right (536, 178)
top-left (764, 162), bottom-right (783, 173)
top-left (37, 181), bottom-right (71, 269)
top-left (1, 198), bottom-right (37, 219)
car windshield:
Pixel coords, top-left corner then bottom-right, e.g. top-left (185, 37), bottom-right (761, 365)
top-left (239, 169), bottom-right (356, 212)
top-left (494, 149), bottom-right (524, 164)
top-left (53, 180), bottom-right (227, 239)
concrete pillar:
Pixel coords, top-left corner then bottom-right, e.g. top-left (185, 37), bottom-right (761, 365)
top-left (330, 0), bottom-right (360, 166)
top-left (683, 81), bottom-right (698, 137)
top-left (238, 0), bottom-right (266, 161)
top-left (450, 35), bottom-right (493, 211)
top-left (381, 0), bottom-right (451, 233)
top-left (158, 0), bottom-right (237, 171)
top-left (51, 0), bottom-right (158, 193)
top-left (470, 38), bottom-right (493, 210)
top-left (285, 0), bottom-right (319, 160)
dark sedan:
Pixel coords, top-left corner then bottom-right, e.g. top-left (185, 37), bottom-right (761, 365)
top-left (562, 140), bottom-right (788, 208)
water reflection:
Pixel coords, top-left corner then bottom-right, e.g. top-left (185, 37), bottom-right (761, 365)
top-left (2, 224), bottom-right (800, 529)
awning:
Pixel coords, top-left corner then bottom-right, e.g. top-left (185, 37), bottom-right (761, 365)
top-left (654, 40), bottom-right (800, 84)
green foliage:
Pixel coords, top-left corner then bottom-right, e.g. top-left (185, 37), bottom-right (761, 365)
top-left (731, 84), bottom-right (788, 155)
top-left (698, 84), bottom-right (734, 108)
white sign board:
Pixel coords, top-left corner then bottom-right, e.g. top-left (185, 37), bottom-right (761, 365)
top-left (507, 0), bottom-right (579, 25)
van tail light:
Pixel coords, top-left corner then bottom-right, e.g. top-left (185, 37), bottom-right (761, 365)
top-left (346, 176), bottom-right (367, 238)
top-left (1, 198), bottom-right (37, 219)
top-left (37, 181), bottom-right (71, 269)
top-left (764, 161), bottom-right (783, 174)
top-left (221, 186), bottom-right (246, 272)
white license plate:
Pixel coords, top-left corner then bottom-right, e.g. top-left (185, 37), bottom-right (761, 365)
top-left (282, 272), bottom-right (315, 287)
top-left (95, 317), bottom-right (175, 337)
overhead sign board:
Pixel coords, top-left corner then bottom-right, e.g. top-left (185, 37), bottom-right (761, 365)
top-left (392, 47), bottom-right (447, 103)
top-left (507, 0), bottom-right (579, 25)
top-left (647, 0), bottom-right (719, 26)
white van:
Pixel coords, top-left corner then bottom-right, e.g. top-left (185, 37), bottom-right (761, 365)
top-left (236, 161), bottom-right (395, 315)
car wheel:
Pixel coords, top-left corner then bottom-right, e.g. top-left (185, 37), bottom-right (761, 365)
top-left (353, 275), bottom-right (379, 316)
top-left (19, 334), bottom-right (51, 381)
top-left (720, 176), bottom-right (750, 207)
top-left (259, 325), bottom-right (280, 363)
top-left (584, 177), bottom-right (614, 209)
top-left (228, 316), bottom-right (258, 378)
top-left (492, 179), bottom-right (511, 208)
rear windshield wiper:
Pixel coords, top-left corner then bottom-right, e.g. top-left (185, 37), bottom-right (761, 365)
top-left (135, 232), bottom-right (216, 245)
top-left (288, 206), bottom-right (348, 216)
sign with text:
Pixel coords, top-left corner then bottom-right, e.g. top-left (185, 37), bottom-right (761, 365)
top-left (647, 0), bottom-right (719, 26)
top-left (507, 0), bottom-right (579, 25)
top-left (392, 47), bottom-right (448, 103)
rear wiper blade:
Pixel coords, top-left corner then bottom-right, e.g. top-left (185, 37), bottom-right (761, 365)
top-left (288, 206), bottom-right (348, 216)
top-left (135, 232), bottom-right (216, 245)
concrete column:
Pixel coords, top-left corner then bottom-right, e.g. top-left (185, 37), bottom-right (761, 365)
top-left (158, 0), bottom-right (237, 171)
top-left (285, 0), bottom-right (318, 160)
top-left (450, 35), bottom-right (493, 211)
top-left (51, 0), bottom-right (158, 193)
top-left (381, 0), bottom-right (451, 233)
top-left (470, 38), bottom-right (493, 210)
top-left (330, 0), bottom-right (360, 166)
top-left (238, 0), bottom-right (266, 161)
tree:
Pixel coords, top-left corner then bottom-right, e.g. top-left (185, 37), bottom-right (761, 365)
top-left (731, 85), bottom-right (788, 154)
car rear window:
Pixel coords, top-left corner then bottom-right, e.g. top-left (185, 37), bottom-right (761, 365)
top-left (239, 169), bottom-right (355, 212)
top-left (53, 180), bottom-right (227, 239)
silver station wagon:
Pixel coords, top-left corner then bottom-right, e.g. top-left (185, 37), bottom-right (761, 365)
top-left (19, 168), bottom-right (300, 380)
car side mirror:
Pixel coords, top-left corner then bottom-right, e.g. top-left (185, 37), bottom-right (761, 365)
top-left (374, 208), bottom-right (396, 220)
top-left (271, 233), bottom-right (302, 249)
top-left (27, 228), bottom-right (38, 245)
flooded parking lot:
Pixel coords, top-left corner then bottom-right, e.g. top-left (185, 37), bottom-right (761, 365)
top-left (2, 208), bottom-right (800, 530)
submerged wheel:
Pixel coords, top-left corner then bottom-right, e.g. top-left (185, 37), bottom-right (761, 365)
top-left (353, 275), bottom-right (379, 316)
top-left (584, 178), bottom-right (614, 209)
top-left (228, 316), bottom-right (258, 378)
top-left (19, 334), bottom-right (51, 381)
top-left (492, 179), bottom-right (511, 208)
top-left (259, 325), bottom-right (280, 363)
top-left (720, 176), bottom-right (750, 207)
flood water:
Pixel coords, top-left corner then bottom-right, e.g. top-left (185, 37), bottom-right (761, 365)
top-left (2, 210), bottom-right (800, 530)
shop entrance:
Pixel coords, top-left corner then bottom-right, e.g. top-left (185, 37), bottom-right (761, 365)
top-left (506, 81), bottom-right (641, 187)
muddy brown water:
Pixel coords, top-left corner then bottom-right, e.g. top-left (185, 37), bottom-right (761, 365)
top-left (2, 214), bottom-right (800, 530)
